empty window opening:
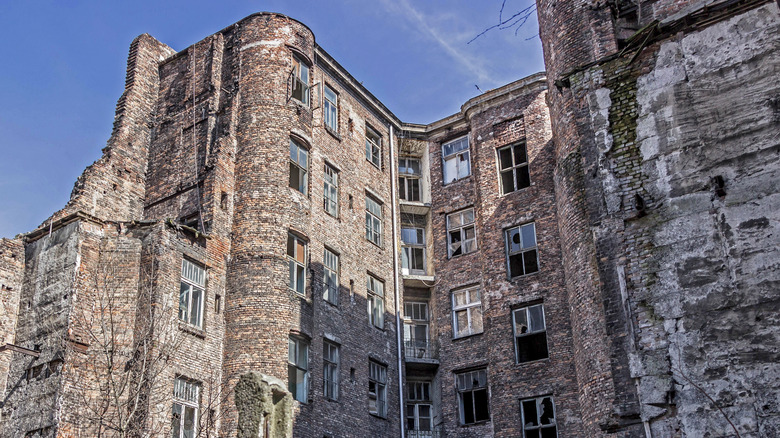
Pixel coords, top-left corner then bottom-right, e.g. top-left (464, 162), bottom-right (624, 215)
top-left (442, 136), bottom-right (470, 184)
top-left (513, 304), bottom-right (549, 363)
top-left (457, 369), bottom-right (490, 425)
top-left (498, 142), bottom-right (530, 194)
top-left (506, 223), bottom-right (539, 277)
top-left (447, 208), bottom-right (477, 257)
top-left (521, 396), bottom-right (557, 438)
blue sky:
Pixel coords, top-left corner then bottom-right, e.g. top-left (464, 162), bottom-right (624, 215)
top-left (0, 0), bottom-right (543, 238)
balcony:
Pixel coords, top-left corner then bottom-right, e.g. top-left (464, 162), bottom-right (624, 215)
top-left (406, 427), bottom-right (443, 438)
top-left (404, 338), bottom-right (438, 369)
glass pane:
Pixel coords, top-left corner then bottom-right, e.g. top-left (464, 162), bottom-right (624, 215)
top-left (401, 228), bottom-right (416, 244)
top-left (514, 309), bottom-right (529, 334)
top-left (501, 170), bottom-right (515, 193)
top-left (410, 179), bottom-right (420, 202)
top-left (471, 307), bottom-right (483, 333)
top-left (523, 399), bottom-right (539, 426)
top-left (295, 240), bottom-right (305, 263)
top-left (523, 250), bottom-right (539, 274)
top-left (443, 157), bottom-right (458, 183)
top-left (299, 147), bottom-right (308, 169)
top-left (515, 143), bottom-right (528, 165)
top-left (289, 338), bottom-right (296, 364)
top-left (521, 223), bottom-right (536, 248)
top-left (183, 406), bottom-right (196, 438)
top-left (507, 228), bottom-right (521, 253)
top-left (287, 235), bottom-right (295, 257)
top-left (412, 248), bottom-right (425, 271)
top-left (190, 287), bottom-right (202, 327)
top-left (453, 291), bottom-right (467, 307)
top-left (296, 265), bottom-right (305, 292)
top-left (172, 403), bottom-right (182, 438)
top-left (458, 152), bottom-right (470, 178)
top-left (517, 165), bottom-right (531, 189)
top-left (290, 141), bottom-right (297, 161)
top-left (409, 159), bottom-right (421, 175)
top-left (447, 212), bottom-right (461, 228)
top-left (324, 85), bottom-right (337, 102)
top-left (416, 229), bottom-right (424, 243)
top-left (401, 248), bottom-right (410, 271)
top-left (464, 226), bottom-right (475, 240)
top-left (289, 260), bottom-right (295, 290)
top-left (499, 147), bottom-right (513, 169)
top-left (529, 305), bottom-right (545, 332)
top-left (179, 283), bottom-right (189, 322)
top-left (456, 310), bottom-right (468, 336)
top-left (299, 61), bottom-right (309, 82)
top-left (462, 209), bottom-right (474, 224)
top-left (468, 288), bottom-right (481, 304)
top-left (298, 342), bottom-right (308, 368)
top-left (289, 163), bottom-right (299, 191)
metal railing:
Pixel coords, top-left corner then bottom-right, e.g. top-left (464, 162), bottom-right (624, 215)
top-left (404, 338), bottom-right (438, 360)
top-left (406, 427), bottom-right (442, 438)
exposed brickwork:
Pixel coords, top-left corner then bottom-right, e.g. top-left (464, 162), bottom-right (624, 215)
top-left (0, 238), bottom-right (23, 403)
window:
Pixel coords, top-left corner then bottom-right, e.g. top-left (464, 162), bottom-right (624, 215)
top-left (498, 142), bottom-right (530, 194)
top-left (403, 302), bottom-right (430, 359)
top-left (399, 157), bottom-right (421, 202)
top-left (366, 126), bottom-right (382, 168)
top-left (323, 85), bottom-right (338, 132)
top-left (506, 223), bottom-right (539, 277)
top-left (401, 227), bottom-right (425, 275)
top-left (452, 287), bottom-right (482, 338)
top-left (406, 381), bottom-right (432, 433)
top-left (172, 377), bottom-right (200, 438)
top-left (289, 138), bottom-right (308, 194)
top-left (513, 304), bottom-right (549, 363)
top-left (368, 360), bottom-right (387, 417)
top-left (521, 396), bottom-right (557, 438)
top-left (457, 369), bottom-right (490, 425)
top-left (323, 164), bottom-right (339, 217)
top-left (323, 340), bottom-right (339, 400)
top-left (365, 196), bottom-right (382, 246)
top-left (447, 208), bottom-right (476, 257)
top-left (291, 54), bottom-right (309, 105)
top-left (287, 234), bottom-right (306, 294)
top-left (442, 136), bottom-right (470, 183)
top-left (323, 248), bottom-right (339, 305)
top-left (367, 274), bottom-right (384, 329)
top-left (288, 336), bottom-right (309, 402)
top-left (179, 259), bottom-right (205, 329)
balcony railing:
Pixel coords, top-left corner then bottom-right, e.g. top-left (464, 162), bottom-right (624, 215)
top-left (404, 338), bottom-right (438, 360)
top-left (406, 427), bottom-right (442, 438)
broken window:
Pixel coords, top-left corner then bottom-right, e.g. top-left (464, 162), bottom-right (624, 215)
top-left (323, 164), bottom-right (339, 217)
top-left (403, 302), bottom-right (430, 358)
top-left (452, 287), bottom-right (483, 338)
top-left (399, 157), bottom-right (422, 202)
top-left (513, 304), bottom-right (549, 363)
top-left (291, 54), bottom-right (310, 105)
top-left (365, 196), bottom-right (382, 246)
top-left (401, 227), bottom-right (426, 275)
top-left (447, 208), bottom-right (477, 257)
top-left (323, 248), bottom-right (339, 305)
top-left (366, 125), bottom-right (382, 168)
top-left (442, 135), bottom-right (470, 184)
top-left (179, 259), bottom-right (205, 329)
top-left (172, 377), bottom-right (200, 438)
top-left (323, 340), bottom-right (340, 400)
top-left (368, 360), bottom-right (387, 417)
top-left (457, 369), bottom-right (490, 425)
top-left (287, 233), bottom-right (306, 295)
top-left (367, 274), bottom-right (385, 329)
top-left (498, 141), bottom-right (530, 194)
top-left (289, 138), bottom-right (309, 195)
top-left (521, 396), bottom-right (557, 438)
top-left (323, 84), bottom-right (338, 132)
top-left (288, 336), bottom-right (309, 402)
top-left (506, 223), bottom-right (539, 277)
top-left (406, 381), bottom-right (433, 433)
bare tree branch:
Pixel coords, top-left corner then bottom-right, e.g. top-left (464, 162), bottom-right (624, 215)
top-left (468, 0), bottom-right (537, 44)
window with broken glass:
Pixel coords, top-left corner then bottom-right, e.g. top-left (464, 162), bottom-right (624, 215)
top-left (498, 141), bottom-right (530, 194)
top-left (365, 196), bottom-right (382, 246)
top-left (403, 302), bottom-right (430, 359)
top-left (172, 377), bottom-right (200, 438)
top-left (506, 223), bottom-right (539, 277)
top-left (287, 233), bottom-right (306, 295)
top-left (323, 340), bottom-right (339, 400)
top-left (452, 287), bottom-right (483, 338)
top-left (447, 208), bottom-right (476, 257)
top-left (323, 164), bottom-right (339, 217)
top-left (366, 125), bottom-right (382, 168)
top-left (288, 336), bottom-right (309, 402)
top-left (399, 157), bottom-right (422, 202)
top-left (513, 304), bottom-right (549, 363)
top-left (369, 360), bottom-right (387, 417)
top-left (457, 369), bottom-right (490, 425)
top-left (179, 259), bottom-right (205, 329)
top-left (289, 138), bottom-right (309, 195)
top-left (442, 135), bottom-right (470, 184)
top-left (367, 274), bottom-right (385, 329)
top-left (323, 248), bottom-right (339, 305)
top-left (520, 396), bottom-right (558, 438)
top-left (406, 381), bottom-right (433, 434)
top-left (323, 84), bottom-right (338, 132)
top-left (291, 54), bottom-right (310, 105)
top-left (401, 227), bottom-right (426, 275)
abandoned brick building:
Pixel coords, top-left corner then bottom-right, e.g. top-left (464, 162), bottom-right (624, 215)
top-left (1, 0), bottom-right (779, 437)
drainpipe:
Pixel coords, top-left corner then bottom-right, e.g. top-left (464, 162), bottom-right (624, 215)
top-left (389, 124), bottom-right (406, 438)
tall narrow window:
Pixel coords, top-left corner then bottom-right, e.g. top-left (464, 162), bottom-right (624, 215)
top-left (323, 85), bottom-right (338, 132)
top-left (506, 223), bottom-right (539, 277)
top-left (498, 142), bottom-right (530, 194)
top-left (406, 381), bottom-right (432, 433)
top-left (287, 234), bottom-right (306, 295)
top-left (403, 302), bottom-right (430, 359)
top-left (457, 369), bottom-right (490, 425)
top-left (172, 377), bottom-right (200, 438)
top-left (514, 304), bottom-right (549, 363)
top-left (179, 259), bottom-right (205, 329)
top-left (323, 248), bottom-right (339, 305)
top-left (288, 336), bottom-right (309, 402)
top-left (365, 196), bottom-right (382, 246)
top-left (521, 396), bottom-right (558, 438)
top-left (368, 360), bottom-right (387, 417)
top-left (399, 157), bottom-right (421, 202)
top-left (323, 164), bottom-right (339, 217)
top-left (289, 138), bottom-right (308, 194)
top-left (442, 136), bottom-right (470, 184)
top-left (452, 287), bottom-right (483, 338)
top-left (401, 227), bottom-right (426, 275)
top-left (291, 54), bottom-right (309, 105)
top-left (323, 340), bottom-right (340, 400)
top-left (447, 208), bottom-right (476, 257)
top-left (366, 126), bottom-right (382, 168)
top-left (367, 274), bottom-right (385, 329)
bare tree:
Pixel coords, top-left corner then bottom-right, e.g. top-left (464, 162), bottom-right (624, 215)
top-left (468, 0), bottom-right (537, 44)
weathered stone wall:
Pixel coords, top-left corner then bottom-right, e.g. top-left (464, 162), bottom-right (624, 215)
top-left (0, 238), bottom-right (23, 407)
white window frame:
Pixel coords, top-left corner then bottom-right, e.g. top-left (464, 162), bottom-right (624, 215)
top-left (288, 336), bottom-right (309, 402)
top-left (367, 274), bottom-right (385, 329)
top-left (179, 259), bottom-right (205, 329)
top-left (369, 360), bottom-right (388, 417)
top-left (289, 138), bottom-right (309, 195)
top-left (399, 157), bottom-right (422, 202)
top-left (323, 248), bottom-right (339, 305)
top-left (456, 369), bottom-right (490, 425)
top-left (403, 302), bottom-right (429, 358)
top-left (172, 377), bottom-right (200, 438)
top-left (442, 135), bottom-right (470, 184)
top-left (323, 84), bottom-right (338, 132)
top-left (365, 196), bottom-right (382, 246)
top-left (366, 125), bottom-right (382, 168)
top-left (401, 227), bottom-right (426, 275)
top-left (520, 396), bottom-right (558, 438)
top-left (452, 287), bottom-right (482, 338)
top-left (506, 222), bottom-right (539, 278)
top-left (291, 54), bottom-right (310, 105)
top-left (406, 381), bottom-right (433, 433)
top-left (497, 141), bottom-right (531, 194)
top-left (323, 163), bottom-right (339, 217)
top-left (446, 208), bottom-right (477, 258)
top-left (323, 340), bottom-right (340, 400)
top-left (287, 233), bottom-right (307, 295)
